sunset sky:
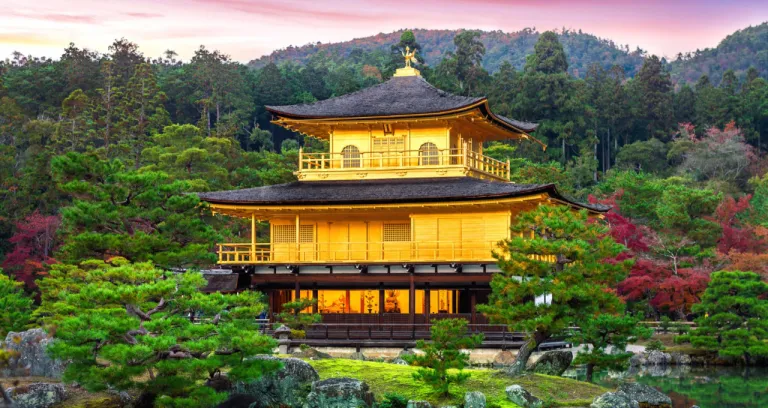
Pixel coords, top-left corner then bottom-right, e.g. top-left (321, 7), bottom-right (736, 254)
top-left (1, 0), bottom-right (767, 63)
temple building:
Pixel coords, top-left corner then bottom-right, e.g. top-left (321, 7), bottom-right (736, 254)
top-left (198, 62), bottom-right (605, 335)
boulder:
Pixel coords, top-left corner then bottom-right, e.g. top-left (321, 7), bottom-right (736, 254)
top-left (205, 372), bottom-right (233, 392)
top-left (250, 355), bottom-right (320, 383)
top-left (291, 347), bottom-right (333, 360)
top-left (505, 385), bottom-right (542, 408)
top-left (630, 353), bottom-right (646, 367)
top-left (493, 350), bottom-right (516, 367)
top-left (391, 357), bottom-right (409, 365)
top-left (6, 383), bottom-right (66, 408)
top-left (618, 383), bottom-right (672, 407)
top-left (306, 377), bottom-right (375, 408)
top-left (645, 351), bottom-right (672, 366)
top-left (590, 391), bottom-right (639, 408)
top-left (407, 401), bottom-right (433, 408)
top-left (530, 351), bottom-right (573, 376)
top-left (1, 329), bottom-right (66, 378)
top-left (670, 352), bottom-right (692, 365)
top-left (216, 394), bottom-right (259, 408)
top-left (464, 391), bottom-right (486, 408)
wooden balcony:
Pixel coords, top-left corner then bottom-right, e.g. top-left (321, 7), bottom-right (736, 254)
top-left (297, 144), bottom-right (510, 181)
top-left (217, 240), bottom-right (502, 265)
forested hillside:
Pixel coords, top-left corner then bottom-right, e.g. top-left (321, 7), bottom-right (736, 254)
top-left (1, 29), bottom-right (768, 323)
top-left (249, 24), bottom-right (768, 85)
top-left (249, 28), bottom-right (647, 78)
top-left (669, 22), bottom-right (768, 86)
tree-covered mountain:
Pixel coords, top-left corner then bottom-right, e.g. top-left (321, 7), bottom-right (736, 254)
top-left (669, 22), bottom-right (768, 86)
top-left (249, 28), bottom-right (647, 78)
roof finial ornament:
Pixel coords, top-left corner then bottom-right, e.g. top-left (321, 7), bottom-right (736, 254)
top-left (402, 46), bottom-right (419, 68)
top-left (394, 46), bottom-right (421, 77)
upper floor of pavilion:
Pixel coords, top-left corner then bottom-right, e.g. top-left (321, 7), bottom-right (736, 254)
top-left (265, 65), bottom-right (544, 182)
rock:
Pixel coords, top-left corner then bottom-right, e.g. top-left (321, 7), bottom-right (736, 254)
top-left (645, 350), bottom-right (672, 366)
top-left (306, 377), bottom-right (375, 408)
top-left (349, 351), bottom-right (367, 361)
top-left (407, 401), bottom-right (433, 408)
top-left (6, 383), bottom-right (66, 408)
top-left (505, 385), bottom-right (542, 408)
top-left (391, 357), bottom-right (409, 365)
top-left (1, 329), bottom-right (66, 378)
top-left (205, 372), bottom-right (232, 392)
top-left (398, 348), bottom-right (416, 359)
top-left (630, 353), bottom-right (646, 367)
top-left (590, 391), bottom-right (639, 408)
top-left (292, 347), bottom-right (333, 360)
top-left (618, 383), bottom-right (672, 407)
top-left (530, 351), bottom-right (573, 376)
top-left (250, 355), bottom-right (320, 383)
top-left (464, 391), bottom-right (486, 408)
top-left (670, 352), bottom-right (692, 365)
top-left (493, 350), bottom-right (516, 367)
top-left (216, 394), bottom-right (259, 408)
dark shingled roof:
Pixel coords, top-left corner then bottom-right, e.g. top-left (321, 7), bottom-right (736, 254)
top-left (198, 177), bottom-right (607, 212)
top-left (266, 76), bottom-right (537, 133)
top-left (200, 273), bottom-right (239, 293)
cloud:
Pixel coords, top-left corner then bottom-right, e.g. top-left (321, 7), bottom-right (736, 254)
top-left (123, 12), bottom-right (164, 19)
top-left (0, 32), bottom-right (60, 47)
top-left (4, 11), bottom-right (99, 24)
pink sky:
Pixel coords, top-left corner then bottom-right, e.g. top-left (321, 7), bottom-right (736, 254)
top-left (1, 0), bottom-right (766, 63)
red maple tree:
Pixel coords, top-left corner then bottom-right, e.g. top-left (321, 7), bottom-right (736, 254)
top-left (2, 211), bottom-right (60, 288)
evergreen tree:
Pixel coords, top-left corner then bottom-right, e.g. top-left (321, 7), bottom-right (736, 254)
top-left (525, 31), bottom-right (568, 75)
top-left (634, 55), bottom-right (674, 140)
top-left (403, 318), bottom-right (483, 396)
top-left (52, 151), bottom-right (221, 268)
top-left (677, 271), bottom-right (768, 365)
top-left (41, 260), bottom-right (278, 407)
top-left (0, 271), bottom-right (33, 337)
top-left (674, 84), bottom-right (696, 124)
top-left (120, 63), bottom-right (169, 168)
top-left (478, 205), bottom-right (631, 375)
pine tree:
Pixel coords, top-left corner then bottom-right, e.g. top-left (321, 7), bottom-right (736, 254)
top-left (677, 270), bottom-right (768, 365)
top-left (403, 318), bottom-right (483, 396)
top-left (0, 271), bottom-right (33, 337)
top-left (635, 55), bottom-right (673, 140)
top-left (40, 259), bottom-right (278, 407)
top-left (478, 205), bottom-right (631, 375)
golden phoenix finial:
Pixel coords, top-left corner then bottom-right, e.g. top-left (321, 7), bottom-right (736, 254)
top-left (402, 46), bottom-right (419, 68)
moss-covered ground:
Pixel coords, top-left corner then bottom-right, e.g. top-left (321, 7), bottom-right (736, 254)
top-left (309, 359), bottom-right (608, 407)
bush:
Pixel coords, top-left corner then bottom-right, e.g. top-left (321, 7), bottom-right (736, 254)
top-left (0, 271), bottom-right (34, 337)
top-left (658, 316), bottom-right (671, 333)
top-left (233, 375), bottom-right (309, 408)
top-left (377, 392), bottom-right (408, 408)
top-left (277, 298), bottom-right (322, 338)
top-left (646, 339), bottom-right (666, 351)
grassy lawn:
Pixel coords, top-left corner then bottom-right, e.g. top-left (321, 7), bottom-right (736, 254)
top-left (309, 359), bottom-right (608, 407)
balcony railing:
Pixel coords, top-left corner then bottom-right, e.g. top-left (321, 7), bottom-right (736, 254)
top-left (217, 240), bottom-right (504, 265)
top-left (298, 144), bottom-right (510, 181)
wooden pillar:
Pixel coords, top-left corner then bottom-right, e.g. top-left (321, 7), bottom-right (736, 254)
top-left (378, 284), bottom-right (385, 325)
top-left (470, 289), bottom-right (477, 325)
top-left (425, 284), bottom-right (431, 323)
top-left (452, 290), bottom-right (458, 314)
top-left (409, 275), bottom-right (415, 324)
top-left (267, 289), bottom-right (274, 321)
top-left (295, 214), bottom-right (300, 261)
top-left (294, 279), bottom-right (300, 301)
top-left (345, 289), bottom-right (351, 313)
top-left (251, 213), bottom-right (256, 261)
top-left (312, 288), bottom-right (319, 314)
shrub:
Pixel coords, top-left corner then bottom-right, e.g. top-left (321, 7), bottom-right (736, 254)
top-left (277, 298), bottom-right (322, 338)
top-left (0, 271), bottom-right (34, 337)
top-left (377, 392), bottom-right (408, 408)
top-left (646, 339), bottom-right (666, 351)
top-left (404, 318), bottom-right (483, 397)
top-left (659, 316), bottom-right (671, 333)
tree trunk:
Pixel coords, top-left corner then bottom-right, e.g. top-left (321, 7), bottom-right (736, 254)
top-left (586, 363), bottom-right (595, 382)
top-left (505, 330), bottom-right (548, 376)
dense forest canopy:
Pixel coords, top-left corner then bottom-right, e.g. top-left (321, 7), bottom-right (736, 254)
top-left (249, 23), bottom-right (768, 85)
top-left (1, 26), bottom-right (768, 324)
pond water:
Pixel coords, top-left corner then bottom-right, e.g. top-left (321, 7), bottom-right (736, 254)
top-left (563, 365), bottom-right (768, 408)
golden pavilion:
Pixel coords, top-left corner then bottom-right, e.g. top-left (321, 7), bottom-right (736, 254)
top-left (198, 62), bottom-right (604, 338)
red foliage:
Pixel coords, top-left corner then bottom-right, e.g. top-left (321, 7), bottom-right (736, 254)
top-left (589, 191), bottom-right (649, 253)
top-left (712, 195), bottom-right (766, 254)
top-left (2, 211), bottom-right (60, 288)
top-left (618, 258), bottom-right (710, 316)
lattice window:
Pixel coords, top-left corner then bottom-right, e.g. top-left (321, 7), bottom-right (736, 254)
top-left (383, 223), bottom-right (411, 242)
top-left (419, 142), bottom-right (439, 165)
top-left (372, 136), bottom-right (405, 153)
top-left (299, 225), bottom-right (314, 243)
top-left (341, 145), bottom-right (361, 168)
top-left (272, 224), bottom-right (315, 243)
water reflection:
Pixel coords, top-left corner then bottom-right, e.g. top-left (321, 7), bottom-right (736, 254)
top-left (563, 366), bottom-right (768, 408)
